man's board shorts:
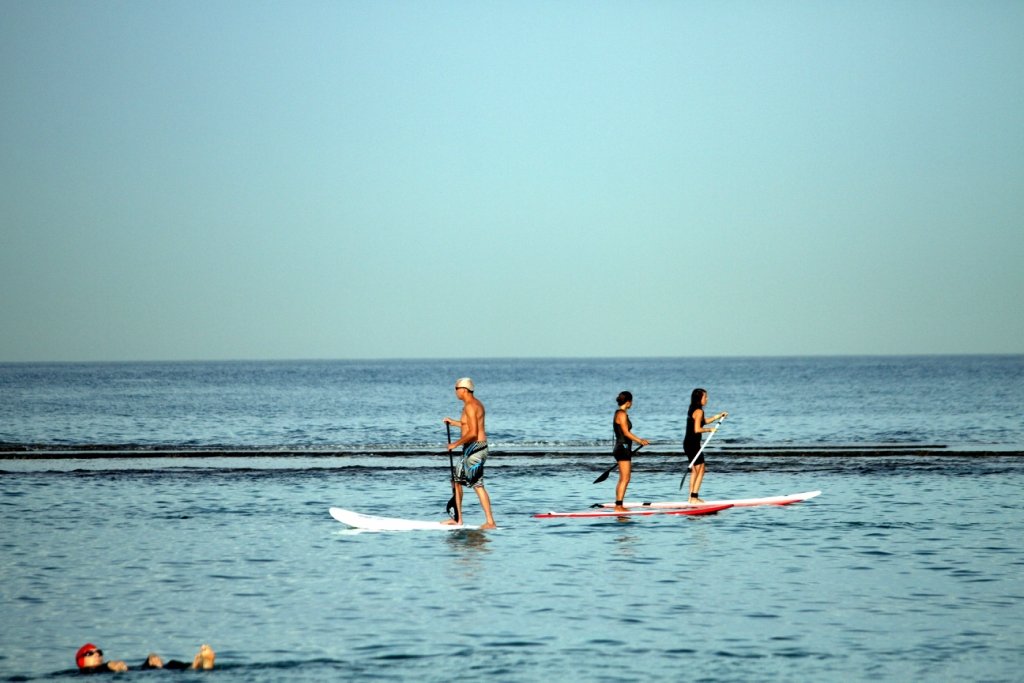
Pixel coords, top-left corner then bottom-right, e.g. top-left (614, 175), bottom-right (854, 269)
top-left (454, 442), bottom-right (489, 488)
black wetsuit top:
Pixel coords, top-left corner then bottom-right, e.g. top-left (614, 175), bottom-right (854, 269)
top-left (613, 410), bottom-right (633, 461)
top-left (141, 659), bottom-right (191, 670)
top-left (78, 664), bottom-right (118, 675)
top-left (78, 659), bottom-right (191, 675)
top-left (684, 410), bottom-right (703, 461)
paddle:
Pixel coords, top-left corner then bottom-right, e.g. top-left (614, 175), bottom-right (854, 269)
top-left (445, 423), bottom-right (459, 522)
top-left (679, 416), bottom-right (726, 489)
top-left (592, 445), bottom-right (644, 484)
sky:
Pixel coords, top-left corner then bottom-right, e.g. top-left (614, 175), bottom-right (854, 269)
top-left (2, 1), bottom-right (1022, 362)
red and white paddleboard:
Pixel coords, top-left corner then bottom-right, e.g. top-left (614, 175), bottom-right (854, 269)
top-left (596, 490), bottom-right (821, 510)
top-left (534, 503), bottom-right (732, 519)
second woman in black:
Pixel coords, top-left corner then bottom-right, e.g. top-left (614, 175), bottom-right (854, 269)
top-left (684, 387), bottom-right (727, 503)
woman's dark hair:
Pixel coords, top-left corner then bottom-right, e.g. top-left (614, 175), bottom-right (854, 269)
top-left (689, 388), bottom-right (707, 413)
top-left (616, 391), bottom-right (633, 407)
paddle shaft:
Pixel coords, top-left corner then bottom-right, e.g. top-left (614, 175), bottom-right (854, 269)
top-left (446, 423), bottom-right (459, 522)
top-left (680, 416), bottom-right (726, 489)
top-left (687, 416), bottom-right (725, 468)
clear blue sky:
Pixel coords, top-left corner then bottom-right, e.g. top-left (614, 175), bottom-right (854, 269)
top-left (2, 1), bottom-right (1022, 361)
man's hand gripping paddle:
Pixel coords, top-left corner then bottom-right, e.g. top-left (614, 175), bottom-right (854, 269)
top-left (592, 445), bottom-right (644, 484)
top-left (446, 423), bottom-right (459, 522)
top-left (679, 416), bottom-right (726, 490)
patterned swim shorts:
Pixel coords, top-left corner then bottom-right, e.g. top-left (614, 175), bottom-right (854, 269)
top-left (454, 442), bottom-right (489, 488)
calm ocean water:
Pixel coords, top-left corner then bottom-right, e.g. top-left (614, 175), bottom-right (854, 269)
top-left (1, 357), bottom-right (1022, 681)
top-left (2, 355), bottom-right (1023, 452)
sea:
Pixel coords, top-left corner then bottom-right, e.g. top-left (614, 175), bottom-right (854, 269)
top-left (1, 356), bottom-right (1022, 682)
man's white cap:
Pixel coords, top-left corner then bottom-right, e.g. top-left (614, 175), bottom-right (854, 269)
top-left (455, 377), bottom-right (475, 392)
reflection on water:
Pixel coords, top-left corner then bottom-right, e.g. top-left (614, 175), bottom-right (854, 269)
top-left (613, 532), bottom-right (639, 557)
top-left (446, 530), bottom-right (493, 577)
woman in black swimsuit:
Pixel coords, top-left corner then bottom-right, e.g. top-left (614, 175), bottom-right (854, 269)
top-left (613, 391), bottom-right (649, 512)
top-left (684, 388), bottom-right (727, 503)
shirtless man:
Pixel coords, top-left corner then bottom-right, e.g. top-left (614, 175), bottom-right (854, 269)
top-left (442, 377), bottom-right (497, 529)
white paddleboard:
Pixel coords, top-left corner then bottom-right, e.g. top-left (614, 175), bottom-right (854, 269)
top-left (598, 490), bottom-right (822, 510)
top-left (329, 507), bottom-right (482, 531)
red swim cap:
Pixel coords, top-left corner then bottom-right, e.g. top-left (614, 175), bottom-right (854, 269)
top-left (76, 643), bottom-right (98, 669)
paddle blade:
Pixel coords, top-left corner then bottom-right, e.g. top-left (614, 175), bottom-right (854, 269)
top-left (592, 466), bottom-right (614, 484)
top-left (446, 495), bottom-right (459, 522)
top-left (594, 445), bottom-right (639, 484)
